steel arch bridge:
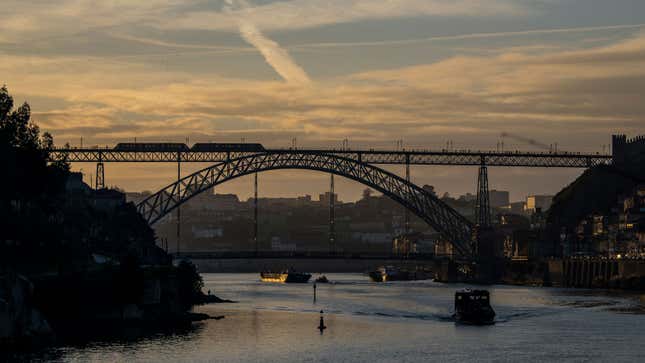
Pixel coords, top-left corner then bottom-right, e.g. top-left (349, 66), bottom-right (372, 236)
top-left (136, 152), bottom-right (475, 257)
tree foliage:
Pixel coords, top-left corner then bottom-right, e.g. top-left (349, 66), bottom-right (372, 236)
top-left (176, 260), bottom-right (205, 309)
top-left (0, 86), bottom-right (69, 204)
top-left (0, 85), bottom-right (163, 272)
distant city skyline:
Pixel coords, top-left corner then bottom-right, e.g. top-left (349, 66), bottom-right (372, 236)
top-left (122, 173), bottom-right (546, 205)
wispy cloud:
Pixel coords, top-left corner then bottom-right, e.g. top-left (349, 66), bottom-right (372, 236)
top-left (172, 0), bottom-right (526, 32)
top-left (237, 19), bottom-right (311, 84)
top-left (290, 23), bottom-right (645, 49)
top-left (107, 32), bottom-right (252, 53)
top-left (228, 0), bottom-right (311, 85)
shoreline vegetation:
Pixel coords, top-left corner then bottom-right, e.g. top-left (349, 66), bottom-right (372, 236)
top-left (0, 85), bottom-right (232, 351)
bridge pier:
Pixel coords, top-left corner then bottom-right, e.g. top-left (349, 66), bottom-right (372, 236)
top-left (254, 171), bottom-right (258, 255)
top-left (329, 173), bottom-right (335, 254)
top-left (475, 157), bottom-right (491, 228)
top-left (405, 154), bottom-right (410, 234)
top-left (95, 151), bottom-right (105, 189)
top-left (176, 151), bottom-right (181, 256)
top-left (95, 162), bottom-right (105, 190)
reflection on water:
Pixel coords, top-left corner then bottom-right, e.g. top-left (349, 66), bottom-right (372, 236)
top-left (16, 273), bottom-right (645, 362)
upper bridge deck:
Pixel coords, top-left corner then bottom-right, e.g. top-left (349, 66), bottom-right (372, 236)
top-left (49, 143), bottom-right (612, 168)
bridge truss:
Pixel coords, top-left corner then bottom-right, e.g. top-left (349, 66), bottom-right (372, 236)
top-left (136, 152), bottom-right (475, 257)
top-left (51, 148), bottom-right (611, 168)
top-left (49, 146), bottom-right (613, 259)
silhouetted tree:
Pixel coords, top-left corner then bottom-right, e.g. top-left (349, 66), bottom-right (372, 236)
top-left (176, 260), bottom-right (204, 309)
top-left (0, 85), bottom-right (69, 203)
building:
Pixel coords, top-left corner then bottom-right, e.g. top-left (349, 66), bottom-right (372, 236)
top-left (489, 190), bottom-right (510, 208)
top-left (191, 225), bottom-right (224, 239)
top-left (563, 184), bottom-right (645, 258)
top-left (319, 192), bottom-right (339, 206)
top-left (270, 237), bottom-right (297, 252)
top-left (392, 232), bottom-right (439, 256)
top-left (525, 195), bottom-right (553, 213)
top-left (65, 172), bottom-right (92, 195)
top-left (125, 191), bottom-right (151, 204)
top-left (612, 134), bottom-right (645, 169)
top-left (457, 193), bottom-right (476, 202)
top-left (64, 172), bottom-right (93, 208)
top-left (93, 188), bottom-right (126, 211)
top-left (501, 201), bottom-right (526, 215)
top-left (434, 239), bottom-right (454, 257)
top-left (511, 230), bottom-right (545, 259)
top-left (422, 185), bottom-right (437, 196)
top-left (352, 232), bottom-right (392, 244)
top-left (392, 235), bottom-right (414, 257)
top-left (296, 195), bottom-right (313, 206)
top-left (210, 194), bottom-right (242, 211)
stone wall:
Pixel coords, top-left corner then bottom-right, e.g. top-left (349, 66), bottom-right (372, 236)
top-left (547, 258), bottom-right (645, 289)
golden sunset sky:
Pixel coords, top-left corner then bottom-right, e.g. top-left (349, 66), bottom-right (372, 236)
top-left (2, 0), bottom-right (644, 201)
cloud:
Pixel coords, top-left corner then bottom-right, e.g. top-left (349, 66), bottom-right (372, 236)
top-left (230, 0), bottom-right (311, 84)
top-left (106, 32), bottom-right (252, 53)
top-left (289, 23), bottom-right (645, 50)
top-left (2, 30), bottom-right (644, 151)
top-left (0, 0), bottom-right (526, 42)
top-left (172, 0), bottom-right (525, 32)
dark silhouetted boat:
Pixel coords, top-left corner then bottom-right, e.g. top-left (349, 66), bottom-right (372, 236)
top-left (368, 265), bottom-right (432, 282)
top-left (260, 269), bottom-right (311, 283)
top-left (315, 275), bottom-right (329, 283)
top-left (369, 265), bottom-right (408, 282)
top-left (453, 289), bottom-right (496, 325)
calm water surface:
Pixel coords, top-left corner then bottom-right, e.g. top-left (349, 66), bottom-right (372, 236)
top-left (21, 273), bottom-right (645, 362)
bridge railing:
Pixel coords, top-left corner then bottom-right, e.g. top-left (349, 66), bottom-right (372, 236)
top-left (49, 144), bottom-right (611, 157)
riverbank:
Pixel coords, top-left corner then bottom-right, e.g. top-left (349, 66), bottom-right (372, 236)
top-left (1, 262), bottom-right (233, 352)
top-left (503, 258), bottom-right (645, 290)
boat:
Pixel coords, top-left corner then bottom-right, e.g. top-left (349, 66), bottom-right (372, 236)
top-left (368, 266), bottom-right (410, 282)
top-left (453, 289), bottom-right (496, 325)
top-left (315, 275), bottom-right (329, 283)
top-left (260, 269), bottom-right (311, 283)
top-left (368, 265), bottom-right (433, 282)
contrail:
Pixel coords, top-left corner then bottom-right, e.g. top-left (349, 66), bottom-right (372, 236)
top-left (228, 0), bottom-right (311, 85)
top-left (289, 23), bottom-right (645, 49)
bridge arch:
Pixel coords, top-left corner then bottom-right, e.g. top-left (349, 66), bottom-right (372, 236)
top-left (136, 152), bottom-right (474, 256)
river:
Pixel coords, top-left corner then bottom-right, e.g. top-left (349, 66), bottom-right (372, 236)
top-left (16, 273), bottom-right (645, 362)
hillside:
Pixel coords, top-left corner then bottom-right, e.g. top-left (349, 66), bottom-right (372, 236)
top-left (547, 165), bottom-right (644, 231)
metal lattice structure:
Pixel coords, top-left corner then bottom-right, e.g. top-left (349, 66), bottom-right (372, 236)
top-left (95, 162), bottom-right (105, 189)
top-left (136, 152), bottom-right (475, 256)
top-left (51, 148), bottom-right (611, 168)
top-left (475, 163), bottom-right (491, 228)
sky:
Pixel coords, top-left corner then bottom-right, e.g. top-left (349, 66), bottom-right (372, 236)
top-left (2, 0), bottom-right (644, 202)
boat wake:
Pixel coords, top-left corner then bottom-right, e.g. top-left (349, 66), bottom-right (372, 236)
top-left (352, 310), bottom-right (453, 322)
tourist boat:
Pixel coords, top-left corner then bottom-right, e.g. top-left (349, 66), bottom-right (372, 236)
top-left (453, 289), bottom-right (496, 325)
top-left (260, 269), bottom-right (311, 283)
top-left (368, 266), bottom-right (410, 282)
